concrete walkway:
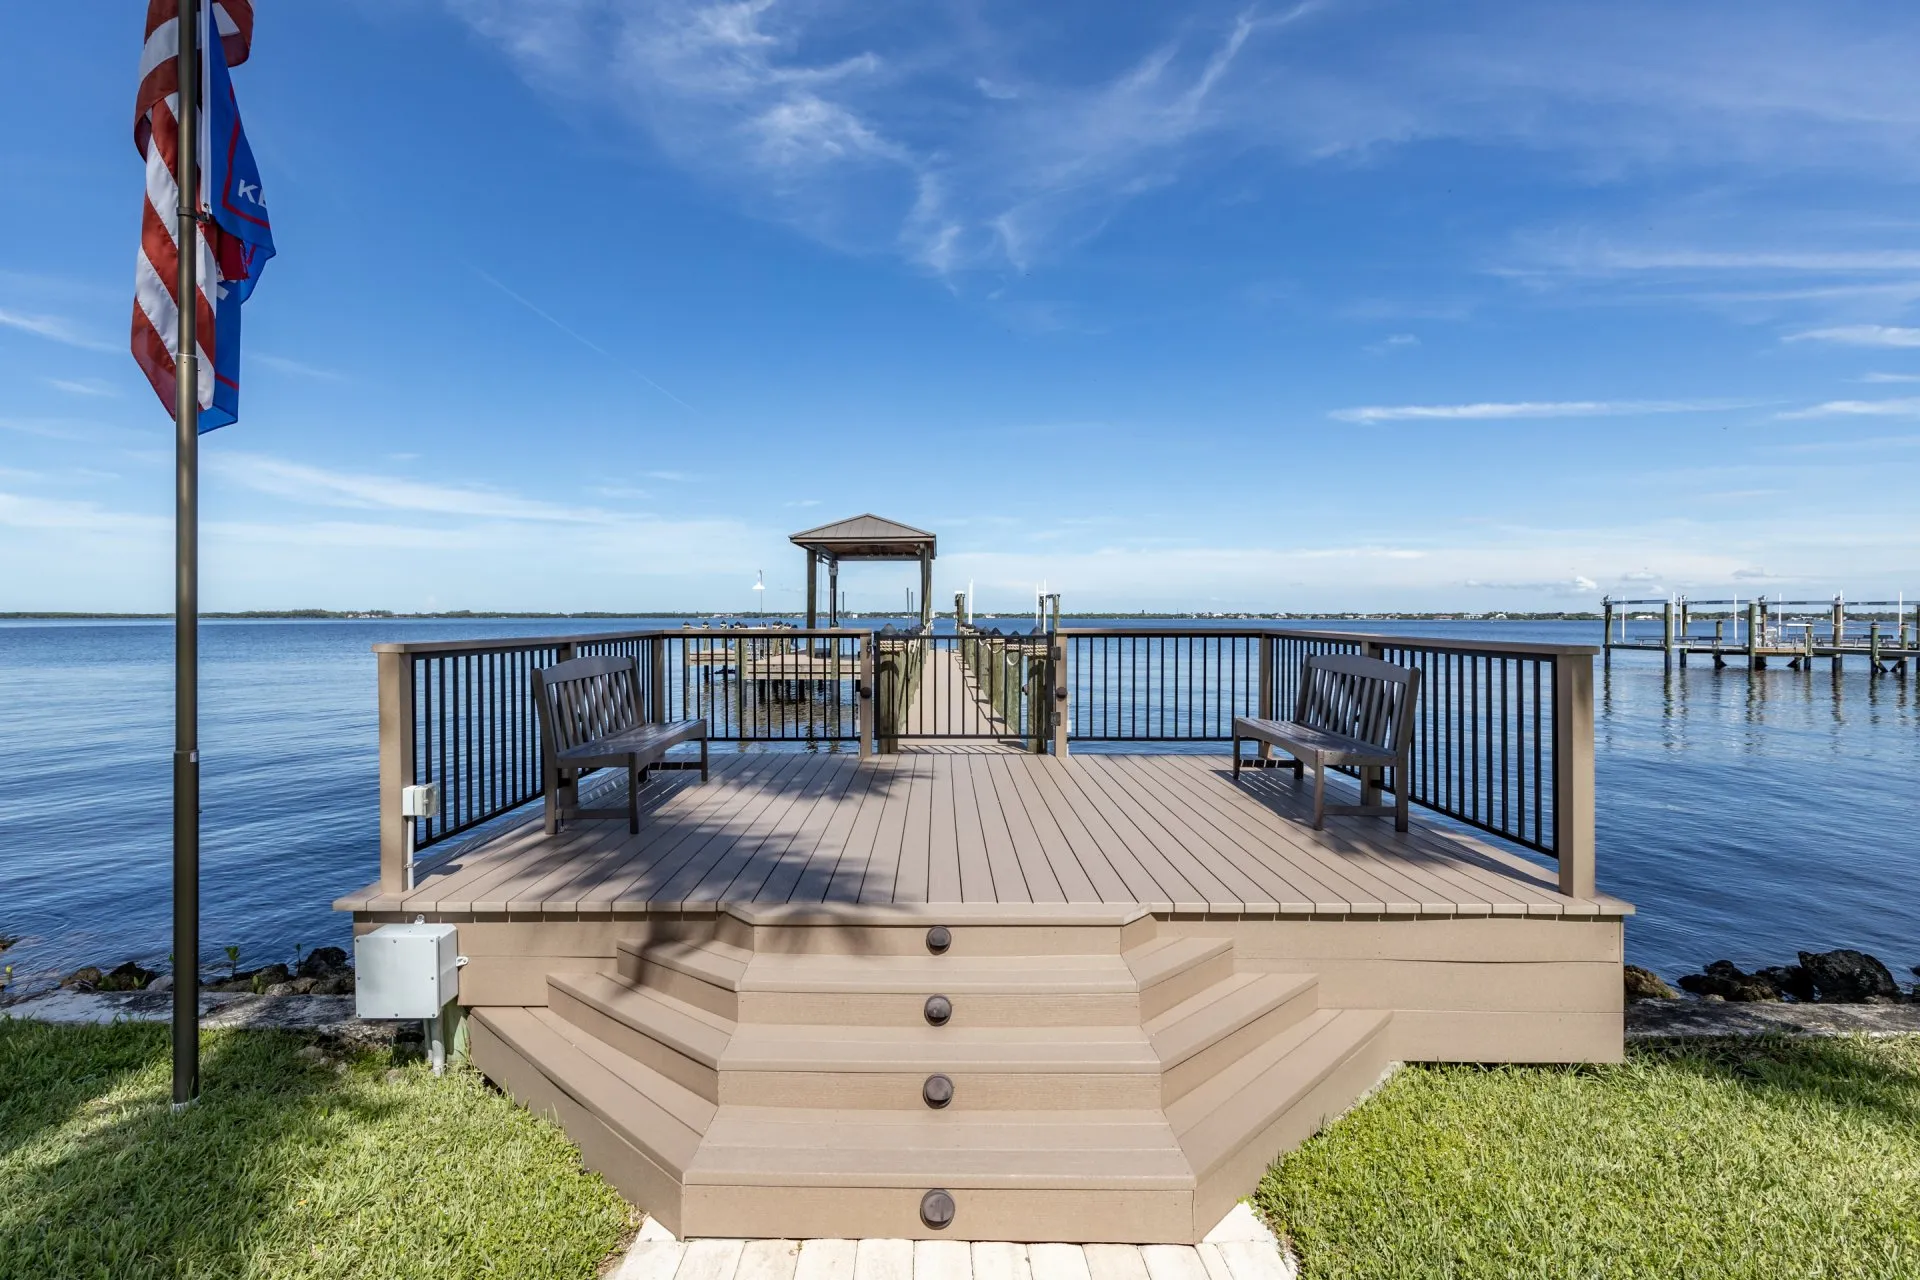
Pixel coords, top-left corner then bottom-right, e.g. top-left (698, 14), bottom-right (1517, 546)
top-left (611, 1206), bottom-right (1295, 1280)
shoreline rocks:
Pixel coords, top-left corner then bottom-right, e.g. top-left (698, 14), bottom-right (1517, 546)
top-left (50, 944), bottom-right (355, 1003)
top-left (1624, 965), bottom-right (1677, 1001)
top-left (1643, 948), bottom-right (1914, 1006)
top-left (1798, 949), bottom-right (1899, 1003)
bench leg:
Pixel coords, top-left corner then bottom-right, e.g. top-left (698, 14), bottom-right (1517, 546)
top-left (1394, 763), bottom-right (1409, 832)
top-left (543, 764), bottom-right (562, 835)
top-left (1311, 764), bottom-right (1327, 830)
top-left (699, 737), bottom-right (709, 782)
top-left (1232, 735), bottom-right (1241, 779)
top-left (627, 757), bottom-right (640, 835)
top-left (1360, 764), bottom-right (1380, 809)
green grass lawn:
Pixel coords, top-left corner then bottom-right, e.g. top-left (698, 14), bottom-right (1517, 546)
top-left (0, 1019), bottom-right (632, 1280)
top-left (8, 1022), bottom-right (1917, 1279)
top-left (1258, 1035), bottom-right (1920, 1280)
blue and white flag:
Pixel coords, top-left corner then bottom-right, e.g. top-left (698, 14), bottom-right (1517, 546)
top-left (199, 4), bottom-right (274, 431)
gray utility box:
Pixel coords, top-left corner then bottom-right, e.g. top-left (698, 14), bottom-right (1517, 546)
top-left (354, 923), bottom-right (460, 1019)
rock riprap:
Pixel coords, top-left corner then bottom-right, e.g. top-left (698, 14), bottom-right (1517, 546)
top-left (1624, 965), bottom-right (1677, 1001)
top-left (1798, 949), bottom-right (1900, 1003)
top-left (1672, 949), bottom-right (1907, 1004)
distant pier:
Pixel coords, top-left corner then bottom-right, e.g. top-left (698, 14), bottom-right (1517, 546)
top-left (1603, 595), bottom-right (1918, 673)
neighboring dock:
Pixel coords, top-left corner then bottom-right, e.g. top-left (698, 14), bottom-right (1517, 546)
top-left (1602, 595), bottom-right (1918, 672)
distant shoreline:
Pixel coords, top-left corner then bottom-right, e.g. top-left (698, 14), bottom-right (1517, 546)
top-left (1, 609), bottom-right (1606, 622)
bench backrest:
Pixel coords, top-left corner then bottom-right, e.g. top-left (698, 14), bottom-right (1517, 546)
top-left (532, 654), bottom-right (643, 757)
top-left (1294, 652), bottom-right (1421, 755)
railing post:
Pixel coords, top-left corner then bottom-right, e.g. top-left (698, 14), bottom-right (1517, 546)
top-left (858, 633), bottom-right (875, 759)
top-left (1051, 636), bottom-right (1070, 757)
top-left (377, 649), bottom-right (415, 896)
top-left (1551, 652), bottom-right (1596, 899)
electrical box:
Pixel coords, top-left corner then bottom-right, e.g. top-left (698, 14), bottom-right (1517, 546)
top-left (401, 782), bottom-right (441, 819)
top-left (355, 923), bottom-right (460, 1020)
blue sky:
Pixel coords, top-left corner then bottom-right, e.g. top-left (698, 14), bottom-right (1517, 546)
top-left (3, 0), bottom-right (1919, 613)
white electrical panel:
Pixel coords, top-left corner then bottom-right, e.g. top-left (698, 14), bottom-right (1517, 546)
top-left (401, 782), bottom-right (441, 818)
top-left (354, 922), bottom-right (460, 1019)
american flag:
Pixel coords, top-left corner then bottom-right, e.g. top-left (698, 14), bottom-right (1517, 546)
top-left (131, 0), bottom-right (259, 427)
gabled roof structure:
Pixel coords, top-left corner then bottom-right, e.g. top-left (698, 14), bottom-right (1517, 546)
top-left (791, 515), bottom-right (937, 627)
top-left (789, 514), bottom-right (936, 562)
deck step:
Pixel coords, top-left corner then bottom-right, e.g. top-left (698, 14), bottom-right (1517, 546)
top-left (1146, 972), bottom-right (1321, 1103)
top-left (718, 1022), bottom-right (1163, 1109)
top-left (617, 938), bottom-right (751, 1019)
top-left (549, 971), bottom-right (732, 1101)
top-left (1170, 1006), bottom-right (1392, 1184)
top-left (470, 1005), bottom-right (712, 1233)
top-left (632, 946), bottom-right (1155, 1026)
top-left (689, 1106), bottom-right (1190, 1187)
top-left (1124, 936), bottom-right (1236, 1020)
top-left (475, 912), bottom-right (1398, 1242)
top-left (680, 1106), bottom-right (1200, 1241)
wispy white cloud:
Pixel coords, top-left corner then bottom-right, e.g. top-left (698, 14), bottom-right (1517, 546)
top-left (251, 353), bottom-right (344, 380)
top-left (1787, 325), bottom-right (1920, 348)
top-left (44, 377), bottom-right (118, 398)
top-left (0, 307), bottom-right (112, 351)
top-left (1535, 248), bottom-right (1920, 275)
top-left (450, 0), bottom-right (1920, 279)
top-left (1778, 397), bottom-right (1920, 419)
top-left (1861, 372), bottom-right (1920, 383)
top-left (1330, 398), bottom-right (1747, 424)
top-left (0, 490), bottom-right (167, 536)
top-left (450, 1), bottom-right (1293, 273)
top-left (209, 452), bottom-right (616, 524)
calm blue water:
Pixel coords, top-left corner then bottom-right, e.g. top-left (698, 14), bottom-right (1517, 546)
top-left (2, 617), bottom-right (1915, 989)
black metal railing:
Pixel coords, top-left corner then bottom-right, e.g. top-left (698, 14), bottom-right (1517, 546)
top-left (378, 628), bottom-right (871, 856)
top-left (1060, 628), bottom-right (1577, 856)
top-left (373, 624), bottom-right (1593, 890)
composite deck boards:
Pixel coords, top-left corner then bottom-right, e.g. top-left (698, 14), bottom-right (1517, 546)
top-left (347, 751), bottom-right (1619, 919)
top-left (1192, 757), bottom-right (1569, 914)
top-left (756, 753), bottom-right (873, 904)
top-left (595, 753), bottom-right (819, 909)
top-left (964, 756), bottom-right (1034, 904)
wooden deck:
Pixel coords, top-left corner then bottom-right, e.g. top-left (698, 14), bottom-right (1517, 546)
top-left (341, 751), bottom-right (1619, 920)
top-left (342, 750), bottom-right (1629, 1243)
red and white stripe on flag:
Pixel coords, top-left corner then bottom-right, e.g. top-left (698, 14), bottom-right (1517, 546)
top-left (130, 0), bottom-right (254, 418)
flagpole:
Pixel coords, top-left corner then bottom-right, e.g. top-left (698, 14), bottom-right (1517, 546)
top-left (172, 0), bottom-right (202, 1110)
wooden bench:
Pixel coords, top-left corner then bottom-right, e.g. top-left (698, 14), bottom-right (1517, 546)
top-left (1232, 652), bottom-right (1422, 831)
top-left (532, 654), bottom-right (707, 835)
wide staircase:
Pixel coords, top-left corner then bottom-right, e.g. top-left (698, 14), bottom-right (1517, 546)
top-left (470, 906), bottom-right (1391, 1243)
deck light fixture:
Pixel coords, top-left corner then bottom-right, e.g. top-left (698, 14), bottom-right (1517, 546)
top-left (924, 994), bottom-right (952, 1026)
top-left (920, 1189), bottom-right (956, 1229)
top-left (926, 925), bottom-right (951, 954)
